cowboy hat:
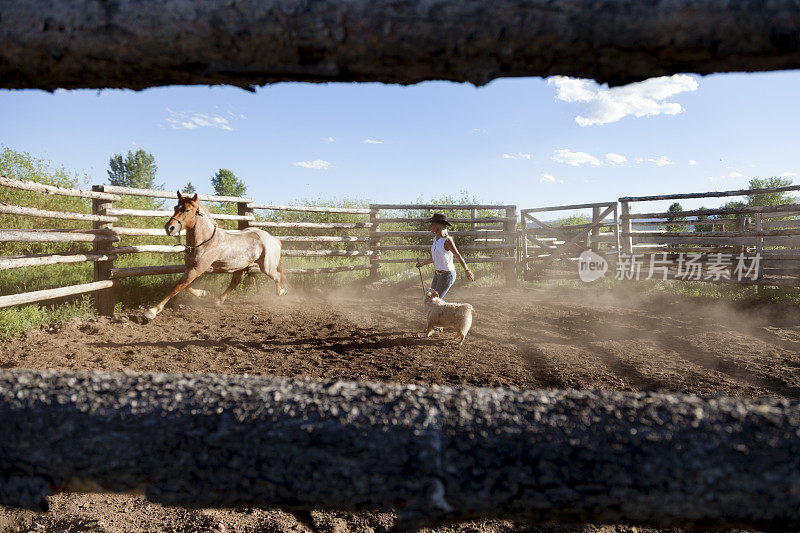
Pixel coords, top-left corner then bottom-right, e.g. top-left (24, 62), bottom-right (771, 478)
top-left (426, 213), bottom-right (452, 226)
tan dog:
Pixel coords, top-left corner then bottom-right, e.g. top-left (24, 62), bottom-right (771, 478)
top-left (423, 289), bottom-right (475, 345)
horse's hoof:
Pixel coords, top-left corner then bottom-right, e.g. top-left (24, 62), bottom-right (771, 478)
top-left (278, 289), bottom-right (287, 296)
top-left (214, 299), bottom-right (224, 307)
top-left (143, 308), bottom-right (157, 321)
top-left (196, 289), bottom-right (209, 297)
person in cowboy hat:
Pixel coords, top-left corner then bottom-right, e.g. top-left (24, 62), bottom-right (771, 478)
top-left (416, 213), bottom-right (474, 299)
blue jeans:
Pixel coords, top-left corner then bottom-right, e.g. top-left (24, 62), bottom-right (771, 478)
top-left (431, 270), bottom-right (456, 299)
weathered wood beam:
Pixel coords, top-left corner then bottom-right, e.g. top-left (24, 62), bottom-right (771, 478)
top-left (3, 369), bottom-right (800, 530)
top-left (5, 0), bottom-right (800, 90)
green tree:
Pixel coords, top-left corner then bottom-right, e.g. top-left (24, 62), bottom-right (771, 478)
top-left (694, 207), bottom-right (710, 232)
top-left (107, 149), bottom-right (159, 189)
top-left (553, 213), bottom-right (590, 227)
top-left (712, 200), bottom-right (746, 229)
top-left (183, 181), bottom-right (196, 194)
top-left (211, 168), bottom-right (247, 198)
top-left (665, 202), bottom-right (686, 232)
top-left (747, 176), bottom-right (796, 207)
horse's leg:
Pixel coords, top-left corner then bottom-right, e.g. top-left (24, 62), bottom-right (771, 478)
top-left (258, 254), bottom-right (287, 296)
top-left (216, 269), bottom-right (245, 306)
top-left (186, 282), bottom-right (209, 298)
top-left (144, 268), bottom-right (204, 321)
top-left (275, 259), bottom-right (288, 296)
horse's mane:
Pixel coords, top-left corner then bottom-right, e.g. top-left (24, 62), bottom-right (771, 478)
top-left (197, 201), bottom-right (218, 227)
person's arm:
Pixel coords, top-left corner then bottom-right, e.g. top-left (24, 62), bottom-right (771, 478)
top-left (416, 257), bottom-right (433, 268)
top-left (445, 237), bottom-right (475, 281)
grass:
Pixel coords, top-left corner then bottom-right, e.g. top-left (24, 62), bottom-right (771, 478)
top-left (0, 295), bottom-right (94, 340)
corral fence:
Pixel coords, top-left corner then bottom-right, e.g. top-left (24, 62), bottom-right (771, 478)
top-left (0, 178), bottom-right (520, 314)
top-left (521, 201), bottom-right (619, 280)
top-left (368, 203), bottom-right (518, 287)
top-left (4, 178), bottom-right (800, 316)
top-left (619, 184), bottom-right (800, 286)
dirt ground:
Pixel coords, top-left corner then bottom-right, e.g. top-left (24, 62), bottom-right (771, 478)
top-left (2, 281), bottom-right (800, 532)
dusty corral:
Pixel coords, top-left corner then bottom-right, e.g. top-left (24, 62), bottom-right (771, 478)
top-left (2, 282), bottom-right (800, 532)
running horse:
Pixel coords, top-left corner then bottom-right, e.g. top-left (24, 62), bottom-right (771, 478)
top-left (143, 192), bottom-right (287, 321)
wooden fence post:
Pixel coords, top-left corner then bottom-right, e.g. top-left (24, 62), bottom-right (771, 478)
top-left (91, 185), bottom-right (115, 316)
top-left (591, 206), bottom-right (601, 253)
top-left (754, 213), bottom-right (763, 282)
top-left (504, 206), bottom-right (518, 287)
top-left (369, 206), bottom-right (381, 282)
top-left (520, 211), bottom-right (528, 277)
top-left (620, 200), bottom-right (633, 254)
top-left (237, 201), bottom-right (253, 230)
top-left (735, 214), bottom-right (748, 255)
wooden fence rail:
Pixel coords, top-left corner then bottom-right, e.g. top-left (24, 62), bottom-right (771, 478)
top-left (367, 204), bottom-right (518, 287)
top-left (5, 179), bottom-right (800, 312)
top-left (3, 368), bottom-right (800, 531)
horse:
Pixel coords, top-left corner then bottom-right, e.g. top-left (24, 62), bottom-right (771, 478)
top-left (143, 192), bottom-right (287, 321)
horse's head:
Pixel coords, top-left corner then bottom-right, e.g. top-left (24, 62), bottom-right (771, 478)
top-left (165, 191), bottom-right (204, 236)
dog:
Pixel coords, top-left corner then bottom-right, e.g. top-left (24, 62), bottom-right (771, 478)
top-left (423, 289), bottom-right (475, 345)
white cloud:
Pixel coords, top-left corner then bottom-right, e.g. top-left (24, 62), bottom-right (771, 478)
top-left (689, 159), bottom-right (697, 165)
top-left (324, 136), bottom-right (335, 143)
top-left (606, 153), bottom-right (627, 165)
top-left (293, 160), bottom-right (332, 170)
top-left (780, 171), bottom-right (796, 178)
top-left (647, 156), bottom-right (673, 166)
top-left (710, 171), bottom-right (745, 181)
top-left (166, 109), bottom-right (237, 131)
top-left (547, 74), bottom-right (699, 126)
top-left (539, 173), bottom-right (562, 183)
top-left (502, 152), bottom-right (531, 160)
top-left (552, 149), bottom-right (601, 166)
top-left (363, 139), bottom-right (383, 144)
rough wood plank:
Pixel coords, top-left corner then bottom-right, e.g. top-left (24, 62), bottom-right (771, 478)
top-left (622, 203), bottom-right (800, 220)
top-left (372, 230), bottom-right (515, 238)
top-left (372, 204), bottom-right (511, 210)
top-left (5, 1), bottom-right (800, 90)
top-left (99, 185), bottom-right (251, 203)
top-left (376, 256), bottom-right (516, 264)
top-left (106, 207), bottom-right (254, 221)
top-left (378, 217), bottom-right (515, 224)
top-left (376, 244), bottom-right (517, 251)
top-left (521, 201), bottom-right (617, 214)
top-left (251, 221), bottom-right (373, 229)
top-left (620, 185), bottom-right (800, 203)
top-left (105, 245), bottom-right (187, 254)
top-left (0, 203), bottom-right (116, 223)
top-left (91, 187), bottom-right (116, 316)
top-left (0, 176), bottom-right (120, 201)
top-left (0, 251), bottom-right (117, 270)
top-left (0, 281), bottom-right (114, 308)
top-left (277, 236), bottom-right (370, 242)
top-left (5, 369), bottom-right (800, 530)
top-left (109, 264), bottom-right (186, 278)
top-left (252, 204), bottom-right (370, 214)
top-left (0, 229), bottom-right (119, 243)
top-left (284, 265), bottom-right (371, 274)
top-left (281, 250), bottom-right (373, 257)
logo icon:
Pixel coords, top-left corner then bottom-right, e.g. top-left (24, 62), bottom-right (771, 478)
top-left (578, 251), bottom-right (608, 282)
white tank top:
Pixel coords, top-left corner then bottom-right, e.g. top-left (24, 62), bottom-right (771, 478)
top-left (431, 236), bottom-right (455, 272)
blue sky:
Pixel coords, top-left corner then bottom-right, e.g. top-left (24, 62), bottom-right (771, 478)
top-left (1, 70), bottom-right (799, 213)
